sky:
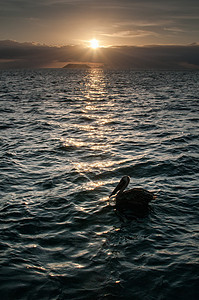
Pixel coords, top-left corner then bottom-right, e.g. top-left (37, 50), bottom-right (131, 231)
top-left (0, 0), bottom-right (199, 68)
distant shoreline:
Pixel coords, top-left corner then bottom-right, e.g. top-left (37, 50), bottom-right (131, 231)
top-left (63, 63), bottom-right (91, 69)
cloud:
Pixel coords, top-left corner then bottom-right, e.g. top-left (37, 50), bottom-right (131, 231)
top-left (100, 44), bottom-right (199, 69)
top-left (102, 29), bottom-right (159, 39)
top-left (1, 0), bottom-right (199, 45)
top-left (0, 40), bottom-right (199, 69)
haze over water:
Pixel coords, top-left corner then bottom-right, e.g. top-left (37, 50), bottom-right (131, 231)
top-left (0, 69), bottom-right (199, 299)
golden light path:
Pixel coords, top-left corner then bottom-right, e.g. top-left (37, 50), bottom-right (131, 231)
top-left (60, 69), bottom-right (116, 196)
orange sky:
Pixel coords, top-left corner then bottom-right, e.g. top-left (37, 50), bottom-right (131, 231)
top-left (1, 0), bottom-right (199, 46)
top-left (1, 1), bottom-right (199, 69)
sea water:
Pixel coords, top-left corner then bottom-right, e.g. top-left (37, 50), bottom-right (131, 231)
top-left (0, 69), bottom-right (199, 299)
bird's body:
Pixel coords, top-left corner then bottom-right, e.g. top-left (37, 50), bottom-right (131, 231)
top-left (109, 176), bottom-right (155, 215)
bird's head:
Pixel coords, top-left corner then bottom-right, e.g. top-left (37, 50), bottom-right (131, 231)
top-left (109, 175), bottom-right (130, 198)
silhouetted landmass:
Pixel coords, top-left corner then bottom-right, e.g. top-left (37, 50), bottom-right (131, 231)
top-left (63, 63), bottom-right (90, 69)
top-left (0, 40), bottom-right (199, 69)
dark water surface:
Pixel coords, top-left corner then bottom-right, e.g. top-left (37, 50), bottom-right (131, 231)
top-left (0, 69), bottom-right (199, 299)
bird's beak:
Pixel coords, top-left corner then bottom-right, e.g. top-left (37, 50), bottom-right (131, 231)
top-left (109, 181), bottom-right (123, 198)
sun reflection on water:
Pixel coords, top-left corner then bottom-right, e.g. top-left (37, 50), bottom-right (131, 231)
top-left (60, 68), bottom-right (116, 191)
top-left (82, 69), bottom-right (108, 109)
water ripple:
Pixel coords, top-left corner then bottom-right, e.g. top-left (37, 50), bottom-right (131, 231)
top-left (0, 69), bottom-right (199, 299)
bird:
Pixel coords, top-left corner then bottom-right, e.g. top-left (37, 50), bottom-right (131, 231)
top-left (109, 176), bottom-right (155, 216)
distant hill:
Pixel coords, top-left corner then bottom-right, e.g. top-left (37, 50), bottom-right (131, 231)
top-left (63, 63), bottom-right (91, 69)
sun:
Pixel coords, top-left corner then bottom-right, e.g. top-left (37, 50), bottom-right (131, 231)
top-left (90, 39), bottom-right (99, 49)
